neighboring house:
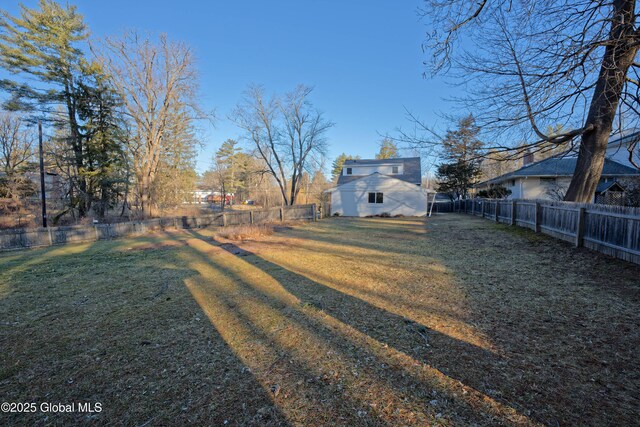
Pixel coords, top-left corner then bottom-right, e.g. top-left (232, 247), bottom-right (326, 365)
top-left (191, 189), bottom-right (213, 204)
top-left (476, 131), bottom-right (640, 202)
top-left (325, 157), bottom-right (429, 216)
top-left (24, 170), bottom-right (64, 202)
top-left (191, 189), bottom-right (234, 205)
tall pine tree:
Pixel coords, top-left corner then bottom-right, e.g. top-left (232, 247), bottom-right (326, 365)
top-left (0, 0), bottom-right (122, 218)
top-left (436, 115), bottom-right (484, 199)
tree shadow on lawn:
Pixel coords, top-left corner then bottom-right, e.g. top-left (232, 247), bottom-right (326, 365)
top-left (0, 234), bottom-right (290, 427)
top-left (187, 219), bottom-right (640, 427)
top-left (294, 216), bottom-right (640, 426)
top-left (180, 230), bottom-right (533, 426)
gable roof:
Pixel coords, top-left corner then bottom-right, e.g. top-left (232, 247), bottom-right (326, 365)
top-left (596, 180), bottom-right (626, 193)
top-left (478, 156), bottom-right (640, 186)
top-left (337, 157), bottom-right (422, 185)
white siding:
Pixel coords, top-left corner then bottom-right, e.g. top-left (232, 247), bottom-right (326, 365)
top-left (343, 164), bottom-right (404, 177)
top-left (505, 179), bottom-right (521, 199)
top-left (510, 177), bottom-right (571, 200)
top-left (330, 174), bottom-right (427, 217)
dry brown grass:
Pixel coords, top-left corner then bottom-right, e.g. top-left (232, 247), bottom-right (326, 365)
top-left (0, 215), bottom-right (639, 426)
top-left (226, 204), bottom-right (264, 211)
top-left (157, 205), bottom-right (214, 217)
top-left (216, 223), bottom-right (276, 241)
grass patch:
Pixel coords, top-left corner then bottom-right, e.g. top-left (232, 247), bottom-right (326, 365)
top-left (0, 215), bottom-right (639, 426)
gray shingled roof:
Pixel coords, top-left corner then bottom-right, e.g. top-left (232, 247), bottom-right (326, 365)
top-left (337, 157), bottom-right (422, 185)
top-left (595, 180), bottom-right (625, 193)
top-left (480, 157), bottom-right (639, 186)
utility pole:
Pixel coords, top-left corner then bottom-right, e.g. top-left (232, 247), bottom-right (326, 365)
top-left (38, 121), bottom-right (47, 228)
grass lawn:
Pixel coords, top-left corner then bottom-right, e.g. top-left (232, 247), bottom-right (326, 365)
top-left (1, 215), bottom-right (639, 426)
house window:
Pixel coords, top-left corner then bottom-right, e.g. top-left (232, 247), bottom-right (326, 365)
top-left (392, 166), bottom-right (399, 174)
top-left (540, 177), bottom-right (556, 184)
top-left (346, 167), bottom-right (352, 175)
top-left (510, 179), bottom-right (516, 186)
top-left (368, 192), bottom-right (383, 203)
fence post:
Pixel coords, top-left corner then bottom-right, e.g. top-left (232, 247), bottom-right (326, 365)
top-left (511, 201), bottom-right (516, 226)
top-left (535, 202), bottom-right (542, 233)
top-left (471, 200), bottom-right (475, 216)
top-left (481, 200), bottom-right (485, 218)
top-left (249, 210), bottom-right (254, 225)
top-left (94, 225), bottom-right (99, 241)
top-left (575, 207), bottom-right (585, 248)
top-left (222, 212), bottom-right (227, 227)
top-left (312, 203), bottom-right (317, 221)
top-left (280, 207), bottom-right (284, 222)
top-left (48, 227), bottom-right (53, 246)
top-left (495, 201), bottom-right (499, 222)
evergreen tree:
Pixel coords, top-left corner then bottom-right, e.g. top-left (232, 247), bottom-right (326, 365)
top-left (375, 138), bottom-right (399, 159)
top-left (76, 72), bottom-right (127, 218)
top-left (435, 161), bottom-right (482, 200)
top-left (0, 0), bottom-right (121, 217)
top-left (436, 115), bottom-right (485, 199)
top-left (331, 153), bottom-right (360, 182)
top-left (441, 115), bottom-right (484, 163)
top-left (215, 139), bottom-right (242, 197)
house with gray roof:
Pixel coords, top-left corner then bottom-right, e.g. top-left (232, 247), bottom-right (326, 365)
top-left (475, 150), bottom-right (640, 202)
top-left (326, 157), bottom-right (429, 216)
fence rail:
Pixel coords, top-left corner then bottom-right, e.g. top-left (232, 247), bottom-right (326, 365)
top-left (446, 199), bottom-right (640, 265)
top-left (0, 204), bottom-right (317, 251)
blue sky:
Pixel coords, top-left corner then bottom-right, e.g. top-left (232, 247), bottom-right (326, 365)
top-left (4, 0), bottom-right (459, 174)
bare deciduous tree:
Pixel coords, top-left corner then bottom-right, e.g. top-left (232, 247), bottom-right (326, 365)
top-left (97, 32), bottom-right (203, 217)
top-left (419, 0), bottom-right (640, 202)
top-left (0, 112), bottom-right (33, 176)
top-left (0, 112), bottom-right (35, 201)
top-left (231, 85), bottom-right (332, 206)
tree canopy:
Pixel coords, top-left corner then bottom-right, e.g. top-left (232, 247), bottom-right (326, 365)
top-left (376, 138), bottom-right (399, 159)
top-left (331, 153), bottom-right (360, 182)
top-left (231, 84), bottom-right (332, 205)
top-left (0, 0), bottom-right (124, 217)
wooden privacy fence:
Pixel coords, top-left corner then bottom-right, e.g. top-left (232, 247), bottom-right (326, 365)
top-left (450, 199), bottom-right (640, 265)
top-left (0, 204), bottom-right (317, 251)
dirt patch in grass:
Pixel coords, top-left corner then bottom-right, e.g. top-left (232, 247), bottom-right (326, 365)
top-left (1, 215), bottom-right (639, 426)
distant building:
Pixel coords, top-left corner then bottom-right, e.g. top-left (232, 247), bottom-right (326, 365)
top-left (191, 189), bottom-right (213, 204)
top-left (325, 157), bottom-right (430, 216)
top-left (190, 189), bottom-right (234, 205)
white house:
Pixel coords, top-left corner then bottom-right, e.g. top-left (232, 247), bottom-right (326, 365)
top-left (475, 131), bottom-right (640, 202)
top-left (325, 157), bottom-right (429, 217)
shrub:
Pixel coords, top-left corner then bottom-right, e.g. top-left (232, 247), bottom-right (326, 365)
top-left (478, 184), bottom-right (512, 199)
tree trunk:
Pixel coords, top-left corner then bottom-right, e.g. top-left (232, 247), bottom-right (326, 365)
top-left (220, 182), bottom-right (226, 211)
top-left (290, 176), bottom-right (297, 206)
top-left (565, 0), bottom-right (638, 202)
top-left (140, 175), bottom-right (151, 218)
